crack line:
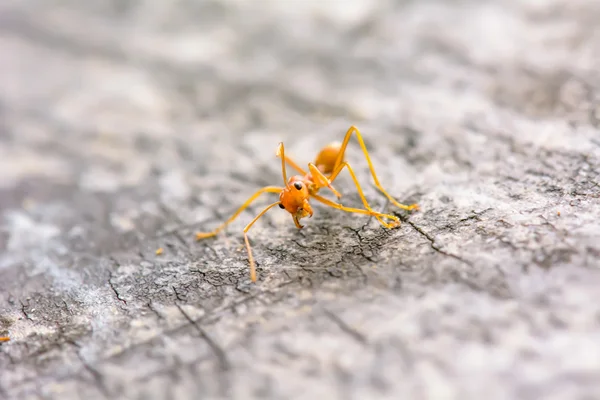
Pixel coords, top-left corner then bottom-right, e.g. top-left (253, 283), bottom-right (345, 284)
top-left (175, 304), bottom-right (230, 373)
top-left (68, 341), bottom-right (111, 398)
top-left (405, 220), bottom-right (473, 267)
top-left (108, 273), bottom-right (127, 305)
top-left (20, 301), bottom-right (33, 321)
top-left (323, 308), bottom-right (367, 345)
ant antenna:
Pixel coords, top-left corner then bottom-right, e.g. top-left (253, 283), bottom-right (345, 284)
top-left (276, 143), bottom-right (288, 187)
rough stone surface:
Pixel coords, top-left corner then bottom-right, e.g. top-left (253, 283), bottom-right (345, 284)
top-left (1, 1), bottom-right (600, 399)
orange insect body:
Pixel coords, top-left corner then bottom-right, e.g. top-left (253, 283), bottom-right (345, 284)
top-left (279, 176), bottom-right (313, 229)
top-left (196, 126), bottom-right (419, 282)
top-left (314, 142), bottom-right (342, 174)
top-left (279, 144), bottom-right (342, 229)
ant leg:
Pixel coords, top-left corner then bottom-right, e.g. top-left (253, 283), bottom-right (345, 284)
top-left (0, 337), bottom-right (9, 342)
top-left (326, 161), bottom-right (394, 226)
top-left (243, 201), bottom-right (281, 282)
top-left (310, 193), bottom-right (400, 229)
top-left (195, 186), bottom-right (283, 240)
top-left (329, 125), bottom-right (419, 211)
top-left (307, 163), bottom-right (341, 198)
top-left (276, 142), bottom-right (307, 181)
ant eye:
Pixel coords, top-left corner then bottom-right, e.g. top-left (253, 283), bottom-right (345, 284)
top-left (293, 182), bottom-right (303, 190)
top-left (279, 203), bottom-right (285, 209)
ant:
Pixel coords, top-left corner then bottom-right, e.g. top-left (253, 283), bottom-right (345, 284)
top-left (195, 125), bottom-right (419, 282)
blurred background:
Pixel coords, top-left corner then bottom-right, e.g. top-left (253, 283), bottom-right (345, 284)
top-left (1, 0), bottom-right (600, 399)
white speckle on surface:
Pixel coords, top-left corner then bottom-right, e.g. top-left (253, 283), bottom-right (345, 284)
top-left (79, 166), bottom-right (122, 192)
top-left (2, 211), bottom-right (61, 252)
top-left (0, 148), bottom-right (71, 189)
top-left (30, 256), bottom-right (82, 292)
top-left (159, 169), bottom-right (192, 202)
top-left (1, 313), bottom-right (57, 341)
top-left (110, 213), bottom-right (137, 232)
top-left (79, 161), bottom-right (151, 192)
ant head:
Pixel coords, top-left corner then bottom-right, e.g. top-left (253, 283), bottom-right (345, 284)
top-left (279, 177), bottom-right (313, 228)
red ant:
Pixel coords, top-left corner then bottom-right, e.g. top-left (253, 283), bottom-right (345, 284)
top-left (195, 125), bottom-right (419, 282)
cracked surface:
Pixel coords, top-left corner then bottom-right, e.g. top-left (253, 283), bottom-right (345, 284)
top-left (1, 0), bottom-right (600, 399)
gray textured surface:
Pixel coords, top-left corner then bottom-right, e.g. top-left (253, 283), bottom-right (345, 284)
top-left (1, 0), bottom-right (600, 399)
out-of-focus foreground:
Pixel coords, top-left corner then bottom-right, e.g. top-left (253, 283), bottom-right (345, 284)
top-left (1, 1), bottom-right (599, 399)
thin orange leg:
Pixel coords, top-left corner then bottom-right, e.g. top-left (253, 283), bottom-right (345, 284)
top-left (243, 201), bottom-right (281, 282)
top-left (307, 163), bottom-right (341, 198)
top-left (0, 337), bottom-right (9, 342)
top-left (276, 143), bottom-right (290, 184)
top-left (195, 186), bottom-right (283, 239)
top-left (324, 161), bottom-right (390, 226)
top-left (276, 142), bottom-right (307, 179)
top-left (310, 194), bottom-right (399, 229)
top-left (329, 126), bottom-right (419, 211)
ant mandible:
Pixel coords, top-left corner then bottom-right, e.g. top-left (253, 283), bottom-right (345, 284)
top-left (195, 125), bottom-right (419, 282)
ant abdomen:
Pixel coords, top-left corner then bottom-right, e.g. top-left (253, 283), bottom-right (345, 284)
top-left (314, 142), bottom-right (342, 174)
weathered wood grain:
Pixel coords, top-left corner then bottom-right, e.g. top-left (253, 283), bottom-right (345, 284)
top-left (1, 1), bottom-right (599, 399)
